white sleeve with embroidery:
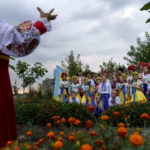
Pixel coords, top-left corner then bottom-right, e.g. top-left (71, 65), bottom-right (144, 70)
top-left (0, 18), bottom-right (51, 57)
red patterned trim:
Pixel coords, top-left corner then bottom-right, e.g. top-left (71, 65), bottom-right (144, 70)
top-left (34, 21), bottom-right (47, 35)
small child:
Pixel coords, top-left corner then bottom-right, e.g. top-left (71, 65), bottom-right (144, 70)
top-left (109, 89), bottom-right (120, 107)
top-left (94, 94), bottom-right (102, 118)
top-left (70, 92), bottom-right (80, 104)
top-left (83, 92), bottom-right (91, 106)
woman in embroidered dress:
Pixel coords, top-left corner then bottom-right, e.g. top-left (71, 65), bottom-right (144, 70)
top-left (70, 76), bottom-right (81, 102)
top-left (0, 7), bottom-right (57, 149)
top-left (116, 75), bottom-right (130, 104)
top-left (130, 72), bottom-right (147, 103)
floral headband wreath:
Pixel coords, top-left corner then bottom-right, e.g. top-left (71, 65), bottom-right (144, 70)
top-left (83, 77), bottom-right (89, 82)
top-left (132, 72), bottom-right (139, 79)
top-left (96, 77), bottom-right (102, 81)
top-left (72, 75), bottom-right (78, 81)
top-left (128, 65), bottom-right (136, 71)
top-left (102, 70), bottom-right (109, 76)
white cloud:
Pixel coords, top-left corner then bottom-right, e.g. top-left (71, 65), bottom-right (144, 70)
top-left (0, 0), bottom-right (148, 88)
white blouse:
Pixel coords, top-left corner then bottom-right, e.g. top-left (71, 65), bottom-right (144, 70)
top-left (0, 18), bottom-right (51, 57)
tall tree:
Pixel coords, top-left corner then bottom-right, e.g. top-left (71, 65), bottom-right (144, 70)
top-left (99, 58), bottom-right (126, 77)
top-left (61, 50), bottom-right (83, 76)
top-left (124, 32), bottom-right (150, 65)
top-left (83, 64), bottom-right (92, 74)
top-left (15, 60), bottom-right (48, 94)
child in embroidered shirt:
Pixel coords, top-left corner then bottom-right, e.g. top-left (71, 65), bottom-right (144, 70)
top-left (109, 89), bottom-right (120, 107)
top-left (70, 92), bottom-right (80, 104)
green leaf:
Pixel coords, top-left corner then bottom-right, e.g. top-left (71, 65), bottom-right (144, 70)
top-left (140, 2), bottom-right (150, 11)
top-left (10, 56), bottom-right (15, 60)
top-left (146, 18), bottom-right (150, 23)
top-left (9, 64), bottom-right (15, 71)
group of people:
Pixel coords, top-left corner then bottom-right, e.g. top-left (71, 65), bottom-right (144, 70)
top-left (58, 62), bottom-right (150, 117)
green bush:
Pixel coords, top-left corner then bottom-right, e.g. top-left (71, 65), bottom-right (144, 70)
top-left (104, 102), bottom-right (150, 127)
top-left (15, 99), bottom-right (96, 126)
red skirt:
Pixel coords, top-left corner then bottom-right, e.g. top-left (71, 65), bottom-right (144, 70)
top-left (0, 58), bottom-right (17, 148)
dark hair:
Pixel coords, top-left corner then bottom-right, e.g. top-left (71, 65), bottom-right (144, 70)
top-left (117, 68), bottom-right (124, 72)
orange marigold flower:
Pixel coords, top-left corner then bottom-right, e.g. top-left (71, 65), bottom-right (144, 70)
top-left (87, 106), bottom-right (95, 112)
top-left (94, 139), bottom-right (104, 147)
top-left (33, 146), bottom-right (37, 150)
top-left (129, 132), bottom-right (144, 146)
top-left (80, 144), bottom-right (93, 150)
top-left (113, 111), bottom-right (120, 117)
top-left (83, 138), bottom-right (88, 142)
top-left (100, 124), bottom-right (105, 129)
top-left (75, 119), bottom-right (81, 126)
top-left (14, 146), bottom-right (21, 150)
top-left (38, 138), bottom-right (45, 144)
top-left (27, 145), bottom-right (32, 150)
top-left (70, 132), bottom-right (75, 136)
top-left (141, 113), bottom-right (149, 120)
top-left (68, 117), bottom-right (76, 126)
top-left (57, 137), bottom-right (63, 141)
top-left (118, 122), bottom-right (125, 128)
top-left (101, 115), bottom-right (109, 121)
top-left (122, 114), bottom-right (128, 118)
top-left (68, 135), bottom-right (76, 141)
top-left (117, 127), bottom-right (128, 138)
top-left (6, 141), bottom-right (13, 147)
top-left (89, 131), bottom-right (98, 137)
top-left (78, 131), bottom-right (82, 134)
top-left (53, 141), bottom-right (63, 150)
top-left (59, 131), bottom-right (65, 136)
top-left (52, 115), bottom-right (61, 120)
top-left (56, 120), bottom-right (61, 125)
top-left (46, 123), bottom-right (52, 128)
top-left (26, 131), bottom-right (32, 136)
top-left (46, 132), bottom-right (56, 139)
top-left (35, 142), bottom-right (40, 147)
top-left (61, 117), bottom-right (66, 123)
top-left (86, 120), bottom-right (93, 130)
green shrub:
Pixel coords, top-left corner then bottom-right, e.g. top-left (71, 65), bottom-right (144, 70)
top-left (15, 99), bottom-right (96, 126)
top-left (104, 102), bottom-right (150, 127)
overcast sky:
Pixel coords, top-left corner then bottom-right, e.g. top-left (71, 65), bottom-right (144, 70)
top-left (1, 0), bottom-right (149, 88)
